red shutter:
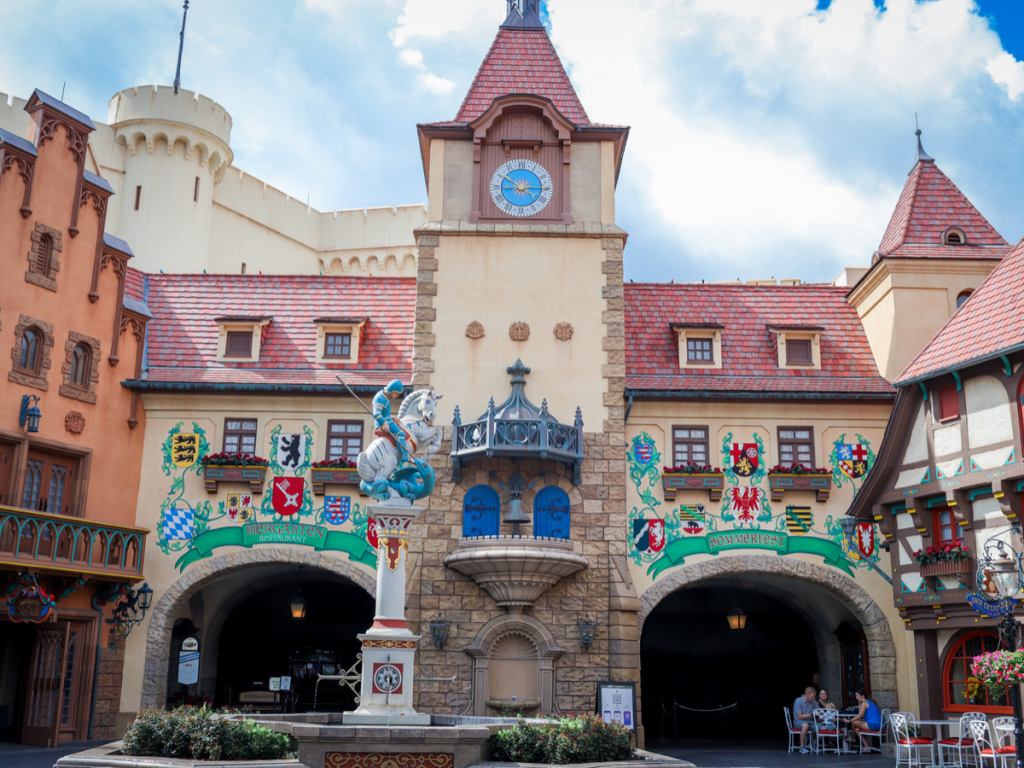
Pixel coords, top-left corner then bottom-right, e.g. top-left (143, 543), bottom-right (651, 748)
top-left (938, 385), bottom-right (960, 422)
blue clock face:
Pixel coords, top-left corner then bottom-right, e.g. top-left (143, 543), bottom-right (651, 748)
top-left (489, 160), bottom-right (554, 217)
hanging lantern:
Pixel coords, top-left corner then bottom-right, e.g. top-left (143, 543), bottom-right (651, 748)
top-left (290, 590), bottom-right (307, 619)
top-left (727, 601), bottom-right (747, 630)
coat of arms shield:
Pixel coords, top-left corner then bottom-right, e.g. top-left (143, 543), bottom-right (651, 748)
top-left (272, 477), bottom-right (304, 516)
top-left (171, 433), bottom-right (199, 468)
top-left (633, 519), bottom-right (665, 555)
top-left (837, 443), bottom-right (869, 479)
top-left (855, 522), bottom-right (875, 558)
top-left (276, 434), bottom-right (307, 472)
top-left (730, 443), bottom-right (759, 477)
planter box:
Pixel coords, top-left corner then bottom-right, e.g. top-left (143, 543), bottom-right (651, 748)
top-left (662, 473), bottom-right (725, 502)
top-left (202, 465), bottom-right (266, 495)
top-left (920, 559), bottom-right (972, 578)
top-left (768, 473), bottom-right (832, 503)
top-left (311, 467), bottom-right (360, 495)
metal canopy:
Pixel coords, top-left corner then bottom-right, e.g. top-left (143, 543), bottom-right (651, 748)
top-left (451, 359), bottom-right (584, 485)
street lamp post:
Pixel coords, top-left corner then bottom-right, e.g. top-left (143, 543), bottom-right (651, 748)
top-left (979, 539), bottom-right (1024, 768)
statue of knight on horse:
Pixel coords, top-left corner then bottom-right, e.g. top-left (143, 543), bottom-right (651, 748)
top-left (355, 379), bottom-right (442, 502)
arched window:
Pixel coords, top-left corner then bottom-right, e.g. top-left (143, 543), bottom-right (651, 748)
top-left (69, 344), bottom-right (90, 387)
top-left (943, 631), bottom-right (1011, 713)
top-left (20, 328), bottom-right (40, 372)
top-left (943, 227), bottom-right (966, 246)
top-left (463, 485), bottom-right (500, 538)
top-left (956, 290), bottom-right (973, 310)
top-left (533, 486), bottom-right (570, 539)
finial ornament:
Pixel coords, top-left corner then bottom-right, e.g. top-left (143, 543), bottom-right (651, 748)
top-left (173, 1), bottom-right (190, 95)
top-left (911, 113), bottom-right (934, 173)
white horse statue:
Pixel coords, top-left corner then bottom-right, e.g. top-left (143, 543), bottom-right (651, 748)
top-left (357, 389), bottom-right (442, 501)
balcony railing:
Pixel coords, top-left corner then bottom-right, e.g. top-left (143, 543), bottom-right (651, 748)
top-left (0, 505), bottom-right (147, 581)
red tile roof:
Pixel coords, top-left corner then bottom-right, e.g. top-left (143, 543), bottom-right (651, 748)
top-left (125, 266), bottom-right (145, 301)
top-left (896, 237), bottom-right (1024, 384)
top-left (626, 283), bottom-right (893, 398)
top-left (455, 28), bottom-right (589, 125)
top-left (877, 161), bottom-right (1006, 256)
top-left (139, 273), bottom-right (414, 388)
top-left (880, 244), bottom-right (1011, 260)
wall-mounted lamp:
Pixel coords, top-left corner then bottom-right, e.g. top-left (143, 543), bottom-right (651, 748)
top-left (290, 589), bottom-right (307, 619)
top-left (19, 394), bottom-right (41, 433)
top-left (429, 612), bottom-right (452, 650)
top-left (577, 614), bottom-right (596, 652)
top-left (106, 582), bottom-right (154, 645)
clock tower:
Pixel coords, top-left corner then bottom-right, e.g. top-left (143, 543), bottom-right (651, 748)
top-left (411, 1), bottom-right (640, 725)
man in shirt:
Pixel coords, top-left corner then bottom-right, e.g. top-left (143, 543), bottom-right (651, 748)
top-left (793, 686), bottom-right (817, 754)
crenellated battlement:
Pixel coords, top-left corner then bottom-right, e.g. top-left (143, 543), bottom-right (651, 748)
top-left (107, 85), bottom-right (232, 146)
top-left (0, 91), bottom-right (30, 139)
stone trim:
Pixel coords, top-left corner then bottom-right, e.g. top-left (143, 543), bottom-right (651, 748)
top-left (9, 314), bottom-right (55, 391)
top-left (0, 149), bottom-right (36, 218)
top-left (59, 331), bottom-right (101, 404)
top-left (411, 232), bottom-right (439, 389)
top-left (140, 547), bottom-right (376, 709)
top-left (415, 222), bottom-right (627, 239)
top-left (25, 221), bottom-right (62, 291)
top-left (636, 555), bottom-right (899, 709)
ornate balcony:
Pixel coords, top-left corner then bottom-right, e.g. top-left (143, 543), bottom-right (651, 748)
top-left (451, 360), bottom-right (584, 485)
top-left (0, 506), bottom-right (147, 581)
top-left (443, 535), bottom-right (588, 608)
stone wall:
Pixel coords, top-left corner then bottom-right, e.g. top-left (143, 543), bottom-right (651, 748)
top-left (94, 639), bottom-right (126, 739)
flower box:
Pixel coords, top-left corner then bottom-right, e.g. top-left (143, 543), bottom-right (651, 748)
top-left (919, 559), bottom-right (972, 578)
top-left (310, 467), bottom-right (360, 495)
top-left (662, 473), bottom-right (726, 502)
top-left (768, 473), bottom-right (832, 503)
top-left (202, 465), bottom-right (266, 495)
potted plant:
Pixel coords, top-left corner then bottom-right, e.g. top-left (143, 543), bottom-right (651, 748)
top-left (200, 452), bottom-right (269, 494)
top-left (310, 457), bottom-right (360, 495)
top-left (661, 463), bottom-right (726, 501)
top-left (914, 540), bottom-right (972, 578)
top-left (972, 650), bottom-right (1024, 697)
top-left (767, 463), bottom-right (832, 503)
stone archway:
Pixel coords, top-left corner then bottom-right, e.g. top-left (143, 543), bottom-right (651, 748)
top-left (637, 555), bottom-right (898, 709)
top-left (141, 548), bottom-right (376, 708)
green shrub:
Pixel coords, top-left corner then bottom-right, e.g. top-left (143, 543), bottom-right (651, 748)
top-left (491, 714), bottom-right (634, 764)
top-left (121, 706), bottom-right (293, 761)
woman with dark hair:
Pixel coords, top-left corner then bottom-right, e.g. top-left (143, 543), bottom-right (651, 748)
top-left (848, 690), bottom-right (882, 752)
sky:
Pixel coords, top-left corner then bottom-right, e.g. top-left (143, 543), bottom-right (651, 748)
top-left (3, 0), bottom-right (1024, 283)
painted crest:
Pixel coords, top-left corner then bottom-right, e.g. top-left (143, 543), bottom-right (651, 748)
top-left (6, 584), bottom-right (56, 623)
top-left (730, 442), bottom-right (759, 477)
top-left (325, 496), bottom-right (351, 525)
top-left (837, 443), bottom-right (869, 479)
top-left (272, 477), bottom-right (305, 516)
top-left (855, 522), bottom-right (875, 557)
top-left (679, 505), bottom-right (705, 535)
top-left (276, 433), bottom-right (307, 472)
top-left (163, 506), bottom-right (195, 541)
top-left (785, 506), bottom-right (813, 535)
top-left (727, 486), bottom-right (761, 522)
top-left (367, 515), bottom-right (379, 549)
top-left (632, 439), bottom-right (656, 467)
top-left (633, 519), bottom-right (666, 555)
top-left (171, 433), bottom-right (200, 468)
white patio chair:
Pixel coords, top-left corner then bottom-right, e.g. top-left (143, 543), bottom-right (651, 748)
top-left (814, 708), bottom-right (842, 755)
top-left (784, 707), bottom-right (804, 753)
top-left (970, 719), bottom-right (1015, 768)
top-left (938, 712), bottom-right (986, 768)
top-left (857, 706), bottom-right (891, 753)
top-left (892, 712), bottom-right (935, 767)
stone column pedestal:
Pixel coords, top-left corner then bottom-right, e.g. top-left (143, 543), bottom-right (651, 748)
top-left (344, 500), bottom-right (430, 725)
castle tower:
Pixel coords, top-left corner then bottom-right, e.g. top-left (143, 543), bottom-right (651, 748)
top-left (105, 85), bottom-right (233, 273)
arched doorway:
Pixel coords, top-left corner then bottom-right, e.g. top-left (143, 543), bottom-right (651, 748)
top-left (638, 556), bottom-right (897, 744)
top-left (141, 548), bottom-right (376, 710)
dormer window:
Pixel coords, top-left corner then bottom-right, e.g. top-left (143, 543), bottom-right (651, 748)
top-left (769, 326), bottom-right (823, 370)
top-left (215, 316), bottom-right (272, 363)
top-left (315, 317), bottom-right (367, 364)
top-left (671, 324), bottom-right (723, 370)
top-left (942, 227), bottom-right (966, 245)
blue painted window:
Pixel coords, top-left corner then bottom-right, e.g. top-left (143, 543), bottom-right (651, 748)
top-left (463, 485), bottom-right (500, 538)
top-left (533, 486), bottom-right (570, 539)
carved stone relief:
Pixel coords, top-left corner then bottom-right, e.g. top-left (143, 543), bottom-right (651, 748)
top-left (65, 411), bottom-right (85, 434)
top-left (466, 321), bottom-right (485, 340)
top-left (553, 322), bottom-right (574, 341)
top-left (509, 322), bottom-right (530, 342)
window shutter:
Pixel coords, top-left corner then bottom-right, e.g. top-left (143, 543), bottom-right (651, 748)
top-left (938, 384), bottom-right (960, 422)
top-left (786, 338), bottom-right (812, 366)
top-left (225, 331), bottom-right (253, 357)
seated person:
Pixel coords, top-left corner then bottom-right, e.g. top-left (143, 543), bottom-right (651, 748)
top-left (848, 689), bottom-right (882, 752)
top-left (793, 686), bottom-right (817, 754)
top-left (817, 689), bottom-right (836, 710)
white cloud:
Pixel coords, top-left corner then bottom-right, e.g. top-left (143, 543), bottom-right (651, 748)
top-left (399, 49), bottom-right (425, 69)
top-left (390, 0), bottom-right (503, 47)
top-left (397, 48), bottom-right (455, 94)
top-left (987, 52), bottom-right (1024, 100)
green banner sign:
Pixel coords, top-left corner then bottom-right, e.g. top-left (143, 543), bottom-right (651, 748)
top-left (648, 531), bottom-right (854, 578)
top-left (174, 524), bottom-right (377, 572)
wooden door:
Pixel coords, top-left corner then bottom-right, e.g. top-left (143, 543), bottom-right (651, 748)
top-left (21, 622), bottom-right (70, 746)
